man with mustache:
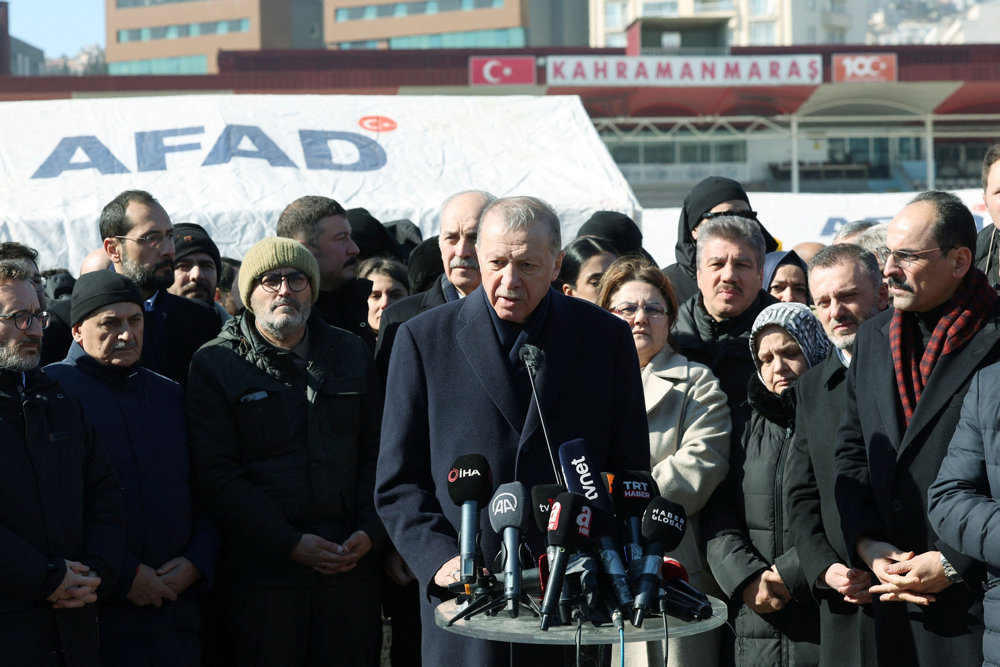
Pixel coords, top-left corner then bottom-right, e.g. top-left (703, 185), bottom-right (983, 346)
top-left (0, 259), bottom-right (124, 666)
top-left (44, 270), bottom-right (216, 667)
top-left (168, 222), bottom-right (232, 324)
top-left (672, 215), bottom-right (778, 446)
top-left (277, 195), bottom-right (375, 350)
top-left (187, 238), bottom-right (384, 666)
top-left (97, 190), bottom-right (220, 386)
top-left (835, 191), bottom-right (1000, 665)
top-left (783, 244), bottom-right (889, 666)
top-left (375, 190), bottom-right (495, 382)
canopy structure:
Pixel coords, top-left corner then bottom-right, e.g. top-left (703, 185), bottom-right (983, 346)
top-left (0, 94), bottom-right (640, 271)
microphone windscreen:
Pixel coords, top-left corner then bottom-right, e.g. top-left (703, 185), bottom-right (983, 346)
top-left (531, 484), bottom-right (567, 535)
top-left (518, 344), bottom-right (544, 369)
top-left (546, 492), bottom-right (593, 548)
top-left (612, 470), bottom-right (659, 518)
top-left (446, 454), bottom-right (493, 506)
top-left (559, 438), bottom-right (615, 522)
top-left (661, 557), bottom-right (690, 583)
top-left (641, 496), bottom-right (687, 552)
top-left (488, 481), bottom-right (532, 532)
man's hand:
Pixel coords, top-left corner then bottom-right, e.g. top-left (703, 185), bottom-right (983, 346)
top-left (821, 562), bottom-right (872, 604)
top-left (291, 532), bottom-right (371, 575)
top-left (871, 551), bottom-right (950, 605)
top-left (126, 564), bottom-right (177, 608)
top-left (385, 549), bottom-right (416, 587)
top-left (47, 560), bottom-right (101, 609)
top-left (433, 556), bottom-right (463, 589)
top-left (156, 557), bottom-right (202, 596)
top-left (741, 566), bottom-right (791, 615)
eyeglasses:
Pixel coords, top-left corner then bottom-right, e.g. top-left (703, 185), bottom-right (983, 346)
top-left (258, 272), bottom-right (309, 293)
top-left (875, 245), bottom-right (952, 268)
top-left (0, 310), bottom-right (50, 331)
top-left (702, 209), bottom-right (758, 222)
top-left (114, 231), bottom-right (174, 249)
top-left (611, 303), bottom-right (668, 320)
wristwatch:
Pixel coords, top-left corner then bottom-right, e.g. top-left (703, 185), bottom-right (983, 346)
top-left (941, 553), bottom-right (963, 583)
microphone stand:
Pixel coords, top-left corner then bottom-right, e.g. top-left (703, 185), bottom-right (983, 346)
top-left (520, 345), bottom-right (563, 487)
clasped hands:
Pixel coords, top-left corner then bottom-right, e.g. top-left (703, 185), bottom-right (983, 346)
top-left (858, 538), bottom-right (951, 606)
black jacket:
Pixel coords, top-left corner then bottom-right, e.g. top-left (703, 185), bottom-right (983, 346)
top-left (835, 307), bottom-right (1000, 665)
top-left (313, 278), bottom-right (376, 352)
top-left (374, 276), bottom-right (449, 382)
top-left (187, 313), bottom-right (384, 586)
top-left (704, 375), bottom-right (820, 667)
top-left (785, 349), bottom-right (876, 666)
top-left (975, 225), bottom-right (1000, 291)
top-left (672, 290), bottom-right (778, 446)
top-left (0, 368), bottom-right (124, 666)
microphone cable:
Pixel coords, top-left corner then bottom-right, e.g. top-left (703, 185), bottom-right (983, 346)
top-left (574, 615), bottom-right (584, 667)
top-left (618, 627), bottom-right (625, 667)
top-left (661, 612), bottom-right (668, 667)
top-left (519, 345), bottom-right (563, 486)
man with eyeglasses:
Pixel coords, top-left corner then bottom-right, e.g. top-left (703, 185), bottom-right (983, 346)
top-left (0, 259), bottom-right (125, 665)
top-left (44, 271), bottom-right (217, 667)
top-left (834, 191), bottom-right (1000, 666)
top-left (97, 190), bottom-right (220, 385)
top-left (186, 237), bottom-right (384, 665)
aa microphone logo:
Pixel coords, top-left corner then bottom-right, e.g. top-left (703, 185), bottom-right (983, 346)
top-left (491, 492), bottom-right (518, 515)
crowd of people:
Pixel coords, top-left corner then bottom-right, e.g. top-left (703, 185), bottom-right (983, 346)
top-left (3, 143), bottom-right (1000, 667)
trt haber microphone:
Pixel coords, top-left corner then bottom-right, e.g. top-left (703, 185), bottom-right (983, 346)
top-left (612, 470), bottom-right (660, 564)
top-left (446, 454), bottom-right (493, 591)
top-left (488, 482), bottom-right (532, 617)
top-left (539, 492), bottom-right (592, 631)
top-left (632, 496), bottom-right (687, 627)
top-left (558, 439), bottom-right (635, 616)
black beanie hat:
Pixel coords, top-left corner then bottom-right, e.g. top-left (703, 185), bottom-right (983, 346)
top-left (173, 223), bottom-right (221, 276)
top-left (577, 211), bottom-right (643, 255)
top-left (70, 271), bottom-right (143, 325)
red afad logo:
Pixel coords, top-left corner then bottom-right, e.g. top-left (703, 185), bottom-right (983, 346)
top-left (833, 54), bottom-right (897, 83)
top-left (469, 57), bottom-right (536, 85)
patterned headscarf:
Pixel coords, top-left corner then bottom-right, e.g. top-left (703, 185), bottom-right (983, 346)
top-left (750, 302), bottom-right (830, 381)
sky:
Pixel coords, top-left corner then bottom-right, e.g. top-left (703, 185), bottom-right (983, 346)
top-left (8, 0), bottom-right (105, 58)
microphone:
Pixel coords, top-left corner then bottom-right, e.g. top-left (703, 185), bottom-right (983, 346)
top-left (632, 496), bottom-right (687, 627)
top-left (518, 344), bottom-right (563, 486)
top-left (612, 470), bottom-right (660, 564)
top-left (488, 482), bottom-right (532, 617)
top-left (531, 484), bottom-right (566, 577)
top-left (662, 558), bottom-right (712, 620)
top-left (446, 454), bottom-right (494, 592)
top-left (539, 492), bottom-right (592, 631)
top-left (559, 438), bottom-right (635, 619)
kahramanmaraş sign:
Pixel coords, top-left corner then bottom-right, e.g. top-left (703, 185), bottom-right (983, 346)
top-left (546, 55), bottom-right (822, 87)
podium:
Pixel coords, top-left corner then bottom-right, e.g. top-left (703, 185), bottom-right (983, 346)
top-left (435, 596), bottom-right (727, 645)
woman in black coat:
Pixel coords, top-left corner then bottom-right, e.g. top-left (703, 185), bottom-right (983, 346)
top-left (704, 301), bottom-right (830, 666)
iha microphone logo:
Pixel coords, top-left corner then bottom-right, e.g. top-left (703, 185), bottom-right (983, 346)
top-left (448, 467), bottom-right (482, 482)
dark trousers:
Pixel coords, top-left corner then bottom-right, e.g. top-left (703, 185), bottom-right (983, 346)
top-left (228, 563), bottom-right (381, 667)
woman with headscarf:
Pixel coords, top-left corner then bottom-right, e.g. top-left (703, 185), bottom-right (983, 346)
top-left (703, 302), bottom-right (829, 666)
top-left (598, 257), bottom-right (731, 667)
top-left (762, 250), bottom-right (810, 305)
top-left (665, 176), bottom-right (779, 304)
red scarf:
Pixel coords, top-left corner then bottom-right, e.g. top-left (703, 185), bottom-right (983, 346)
top-left (890, 268), bottom-right (998, 426)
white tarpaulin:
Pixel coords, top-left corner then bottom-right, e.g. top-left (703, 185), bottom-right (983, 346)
top-left (640, 189), bottom-right (991, 267)
top-left (0, 94), bottom-right (640, 272)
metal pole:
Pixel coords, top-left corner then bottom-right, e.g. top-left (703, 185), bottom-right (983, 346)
top-left (925, 116), bottom-right (935, 191)
top-left (791, 115), bottom-right (800, 194)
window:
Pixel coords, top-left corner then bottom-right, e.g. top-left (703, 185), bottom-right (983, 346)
top-left (643, 1), bottom-right (678, 17)
top-left (679, 144), bottom-right (711, 164)
top-left (716, 141), bottom-right (746, 162)
top-left (605, 1), bottom-right (627, 30)
top-left (117, 0), bottom-right (204, 7)
top-left (644, 143), bottom-right (675, 164)
top-left (693, 0), bottom-right (734, 12)
top-left (116, 18), bottom-right (250, 43)
top-left (109, 54), bottom-right (208, 75)
top-left (609, 145), bottom-right (641, 164)
top-left (749, 21), bottom-right (775, 45)
top-left (749, 0), bottom-right (773, 16)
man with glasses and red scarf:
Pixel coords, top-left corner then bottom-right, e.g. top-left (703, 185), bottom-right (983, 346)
top-left (98, 190), bottom-right (220, 385)
top-left (187, 237), bottom-right (384, 666)
top-left (835, 190), bottom-right (1000, 666)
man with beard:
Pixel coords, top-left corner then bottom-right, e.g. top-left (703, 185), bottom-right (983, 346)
top-left (98, 190), bottom-right (220, 385)
top-left (44, 271), bottom-right (217, 667)
top-left (0, 259), bottom-right (124, 665)
top-left (375, 190), bottom-right (494, 382)
top-left (187, 238), bottom-right (384, 665)
top-left (835, 191), bottom-right (1000, 665)
top-left (784, 244), bottom-right (888, 666)
top-left (276, 195), bottom-right (374, 350)
top-left (168, 222), bottom-right (231, 324)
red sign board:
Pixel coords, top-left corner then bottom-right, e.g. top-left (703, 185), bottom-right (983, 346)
top-left (833, 53), bottom-right (898, 83)
top-left (469, 57), bottom-right (536, 85)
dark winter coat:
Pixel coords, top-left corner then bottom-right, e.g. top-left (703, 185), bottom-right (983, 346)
top-left (313, 277), bottom-right (376, 352)
top-left (704, 374), bottom-right (820, 667)
top-left (45, 344), bottom-right (218, 667)
top-left (0, 368), bottom-right (124, 666)
top-left (187, 312), bottom-right (385, 585)
top-left (785, 349), bottom-right (876, 666)
top-left (835, 307), bottom-right (1000, 666)
top-left (975, 224), bottom-right (1000, 291)
top-left (374, 274), bottom-right (449, 383)
top-left (672, 290), bottom-right (778, 447)
top-left (929, 362), bottom-right (1000, 667)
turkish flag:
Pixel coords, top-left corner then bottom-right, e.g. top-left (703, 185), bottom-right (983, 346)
top-left (469, 57), bottom-right (536, 85)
